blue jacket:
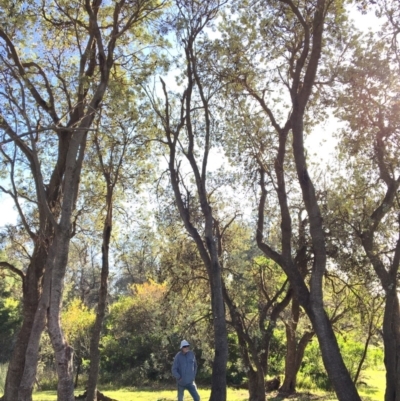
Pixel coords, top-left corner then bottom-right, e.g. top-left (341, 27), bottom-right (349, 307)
top-left (171, 350), bottom-right (198, 385)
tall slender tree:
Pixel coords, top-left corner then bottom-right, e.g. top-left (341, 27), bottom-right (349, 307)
top-left (145, 1), bottom-right (229, 399)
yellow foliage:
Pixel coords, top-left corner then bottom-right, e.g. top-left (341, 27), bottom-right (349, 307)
top-left (61, 299), bottom-right (95, 343)
top-left (130, 279), bottom-right (166, 304)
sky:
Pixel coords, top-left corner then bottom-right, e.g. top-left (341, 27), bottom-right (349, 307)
top-left (0, 4), bottom-right (383, 228)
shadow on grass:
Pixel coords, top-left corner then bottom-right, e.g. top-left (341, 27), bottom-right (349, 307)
top-left (267, 391), bottom-right (335, 401)
top-left (358, 384), bottom-right (380, 395)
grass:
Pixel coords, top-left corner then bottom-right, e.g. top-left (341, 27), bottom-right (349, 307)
top-left (357, 368), bottom-right (385, 401)
top-left (0, 369), bottom-right (385, 401)
top-left (0, 364), bottom-right (8, 394)
top-left (31, 387), bottom-right (249, 401)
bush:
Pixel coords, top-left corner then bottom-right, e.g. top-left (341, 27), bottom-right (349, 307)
top-left (298, 339), bottom-right (332, 391)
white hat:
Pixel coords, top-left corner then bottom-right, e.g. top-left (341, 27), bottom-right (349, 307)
top-left (180, 340), bottom-right (190, 348)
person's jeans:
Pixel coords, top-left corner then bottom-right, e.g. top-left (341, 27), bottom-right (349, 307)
top-left (177, 382), bottom-right (200, 401)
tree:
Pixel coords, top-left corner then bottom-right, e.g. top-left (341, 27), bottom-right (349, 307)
top-left (331, 29), bottom-right (400, 401)
top-left (0, 1), bottom-right (164, 399)
top-left (214, 0), bottom-right (362, 399)
top-left (145, 1), bottom-right (230, 398)
top-left (85, 90), bottom-right (154, 401)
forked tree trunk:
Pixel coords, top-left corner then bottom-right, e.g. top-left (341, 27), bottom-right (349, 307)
top-left (289, 0), bottom-right (362, 391)
top-left (18, 239), bottom-right (56, 401)
top-left (280, 297), bottom-right (314, 395)
top-left (159, 1), bottom-right (230, 392)
top-left (223, 283), bottom-right (269, 401)
top-left (281, 311), bottom-right (298, 395)
top-left (3, 129), bottom-right (69, 401)
top-left (280, 303), bottom-right (313, 394)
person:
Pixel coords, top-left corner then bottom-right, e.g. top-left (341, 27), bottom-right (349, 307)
top-left (171, 340), bottom-right (200, 401)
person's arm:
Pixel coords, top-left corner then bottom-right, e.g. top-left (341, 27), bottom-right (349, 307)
top-left (172, 355), bottom-right (181, 380)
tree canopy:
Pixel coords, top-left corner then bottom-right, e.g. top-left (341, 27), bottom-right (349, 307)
top-left (0, 1), bottom-right (399, 401)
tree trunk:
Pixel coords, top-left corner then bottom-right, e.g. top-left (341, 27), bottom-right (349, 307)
top-left (280, 327), bottom-right (313, 394)
top-left (3, 120), bottom-right (71, 401)
top-left (223, 282), bottom-right (266, 401)
top-left (75, 358), bottom-right (81, 389)
top-left (47, 236), bottom-right (75, 401)
top-left (208, 254), bottom-right (228, 401)
top-left (291, 80), bottom-right (361, 399)
top-left (18, 239), bottom-right (56, 401)
top-left (247, 369), bottom-right (266, 401)
top-left (86, 218), bottom-right (112, 401)
top-left (280, 297), bottom-right (313, 395)
top-left (353, 318), bottom-right (374, 385)
top-left (3, 247), bottom-right (47, 401)
top-left (383, 289), bottom-right (400, 401)
top-left (281, 319), bottom-right (297, 395)
top-left (309, 305), bottom-right (360, 400)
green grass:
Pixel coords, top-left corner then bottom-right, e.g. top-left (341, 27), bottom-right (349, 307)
top-left (0, 369), bottom-right (385, 401)
top-left (31, 388), bottom-right (249, 401)
top-left (357, 368), bottom-right (385, 401)
top-left (0, 364), bottom-right (7, 394)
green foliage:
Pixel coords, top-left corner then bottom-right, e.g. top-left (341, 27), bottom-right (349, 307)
top-left (100, 281), bottom-right (174, 385)
top-left (299, 335), bottom-right (384, 391)
top-left (298, 339), bottom-right (332, 391)
top-left (225, 334), bottom-right (246, 385)
top-left (268, 328), bottom-right (287, 376)
top-left (0, 276), bottom-right (22, 363)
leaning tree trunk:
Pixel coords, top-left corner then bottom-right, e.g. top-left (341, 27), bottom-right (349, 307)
top-left (289, 1), bottom-right (362, 390)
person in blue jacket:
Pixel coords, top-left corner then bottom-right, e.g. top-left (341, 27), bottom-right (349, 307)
top-left (171, 340), bottom-right (200, 401)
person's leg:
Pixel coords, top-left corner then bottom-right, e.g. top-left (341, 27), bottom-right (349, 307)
top-left (177, 384), bottom-right (185, 401)
top-left (185, 382), bottom-right (200, 401)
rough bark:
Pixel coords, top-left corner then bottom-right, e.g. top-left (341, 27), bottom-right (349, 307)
top-left (2, 248), bottom-right (46, 401)
top-left (280, 299), bottom-right (306, 394)
top-left (280, 327), bottom-right (314, 395)
top-left (17, 238), bottom-right (56, 401)
top-left (382, 289), bottom-right (400, 401)
top-left (247, 369), bottom-right (266, 401)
